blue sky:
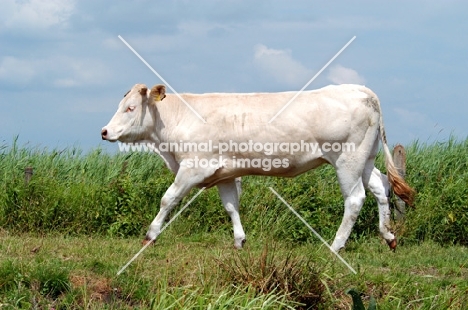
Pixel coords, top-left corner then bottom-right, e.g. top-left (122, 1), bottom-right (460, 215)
top-left (1, 0), bottom-right (467, 153)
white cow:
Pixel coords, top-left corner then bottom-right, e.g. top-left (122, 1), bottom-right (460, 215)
top-left (101, 83), bottom-right (414, 252)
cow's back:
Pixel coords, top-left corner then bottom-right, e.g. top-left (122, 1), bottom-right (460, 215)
top-left (157, 84), bottom-right (379, 145)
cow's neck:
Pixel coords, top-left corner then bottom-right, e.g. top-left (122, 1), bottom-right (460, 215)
top-left (151, 96), bottom-right (190, 143)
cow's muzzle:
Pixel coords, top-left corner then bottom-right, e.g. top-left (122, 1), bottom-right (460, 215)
top-left (101, 128), bottom-right (108, 140)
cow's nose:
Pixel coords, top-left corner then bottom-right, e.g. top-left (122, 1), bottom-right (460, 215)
top-left (101, 128), bottom-right (108, 140)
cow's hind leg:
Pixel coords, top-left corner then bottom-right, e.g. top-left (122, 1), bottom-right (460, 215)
top-left (217, 179), bottom-right (246, 249)
top-left (331, 168), bottom-right (367, 252)
top-left (363, 165), bottom-right (396, 250)
top-left (331, 139), bottom-right (374, 252)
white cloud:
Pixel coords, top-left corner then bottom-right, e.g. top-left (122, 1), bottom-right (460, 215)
top-left (0, 56), bottom-right (35, 84)
top-left (50, 58), bottom-right (111, 88)
top-left (0, 55), bottom-right (110, 88)
top-left (118, 33), bottom-right (188, 53)
top-left (2, 0), bottom-right (75, 30)
top-left (102, 37), bottom-right (123, 50)
top-left (53, 78), bottom-right (78, 88)
top-left (253, 44), bottom-right (312, 87)
top-left (327, 64), bottom-right (365, 85)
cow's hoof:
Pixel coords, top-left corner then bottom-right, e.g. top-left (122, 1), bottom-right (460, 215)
top-left (142, 237), bottom-right (154, 246)
top-left (387, 238), bottom-right (397, 251)
top-left (330, 242), bottom-right (344, 254)
top-left (234, 238), bottom-right (246, 249)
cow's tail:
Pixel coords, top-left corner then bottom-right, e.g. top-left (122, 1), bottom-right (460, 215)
top-left (378, 107), bottom-right (415, 206)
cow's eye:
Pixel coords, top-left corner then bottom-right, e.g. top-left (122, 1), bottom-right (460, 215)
top-left (126, 106), bottom-right (135, 112)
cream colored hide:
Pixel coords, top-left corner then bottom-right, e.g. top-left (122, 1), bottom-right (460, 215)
top-left (101, 84), bottom-right (414, 252)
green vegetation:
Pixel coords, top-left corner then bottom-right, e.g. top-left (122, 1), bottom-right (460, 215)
top-left (0, 234), bottom-right (467, 309)
top-left (0, 136), bottom-right (467, 308)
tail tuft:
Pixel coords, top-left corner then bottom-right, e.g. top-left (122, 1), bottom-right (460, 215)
top-left (386, 158), bottom-right (415, 206)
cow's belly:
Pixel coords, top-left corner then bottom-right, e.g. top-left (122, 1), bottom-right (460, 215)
top-left (200, 155), bottom-right (328, 187)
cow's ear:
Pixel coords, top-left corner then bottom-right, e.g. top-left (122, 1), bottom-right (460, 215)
top-left (150, 84), bottom-right (166, 103)
top-left (139, 85), bottom-right (148, 96)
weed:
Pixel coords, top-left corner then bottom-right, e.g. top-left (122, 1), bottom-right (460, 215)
top-left (32, 261), bottom-right (71, 299)
top-left (216, 242), bottom-right (325, 309)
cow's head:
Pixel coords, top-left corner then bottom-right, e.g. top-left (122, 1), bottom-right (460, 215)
top-left (101, 84), bottom-right (166, 142)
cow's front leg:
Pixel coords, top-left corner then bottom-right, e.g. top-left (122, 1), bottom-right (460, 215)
top-left (217, 179), bottom-right (246, 249)
top-left (143, 182), bottom-right (190, 243)
top-left (143, 164), bottom-right (216, 244)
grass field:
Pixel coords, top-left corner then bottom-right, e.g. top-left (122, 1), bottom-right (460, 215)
top-left (1, 136), bottom-right (467, 308)
top-left (1, 232), bottom-right (467, 309)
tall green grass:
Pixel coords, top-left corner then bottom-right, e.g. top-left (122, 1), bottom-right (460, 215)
top-left (403, 136), bottom-right (468, 245)
top-left (0, 136), bottom-right (467, 246)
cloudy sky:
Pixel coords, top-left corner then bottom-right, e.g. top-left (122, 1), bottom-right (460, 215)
top-left (1, 0), bottom-right (467, 153)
